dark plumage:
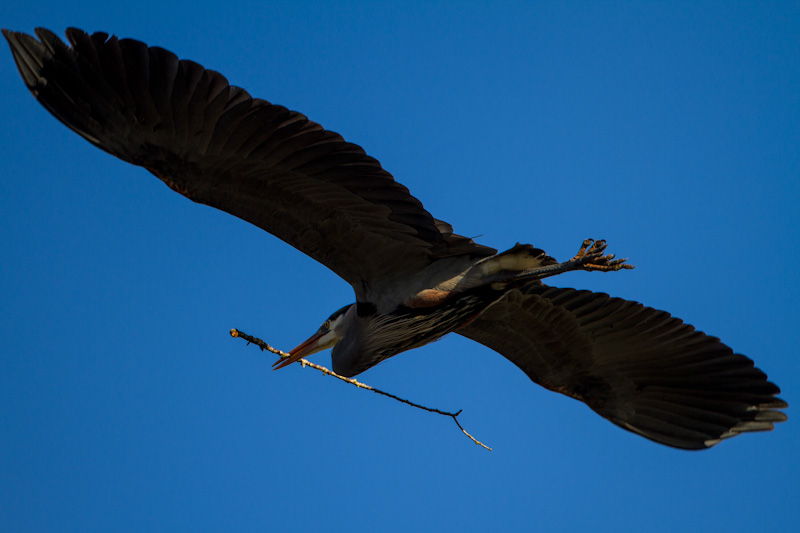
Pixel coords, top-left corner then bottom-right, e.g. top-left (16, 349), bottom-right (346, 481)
top-left (5, 27), bottom-right (787, 450)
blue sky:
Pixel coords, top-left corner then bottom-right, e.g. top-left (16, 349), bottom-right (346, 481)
top-left (1, 2), bottom-right (798, 531)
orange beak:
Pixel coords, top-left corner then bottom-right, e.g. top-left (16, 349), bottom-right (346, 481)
top-left (272, 330), bottom-right (325, 370)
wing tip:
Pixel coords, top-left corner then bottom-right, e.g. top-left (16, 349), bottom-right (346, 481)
top-left (4, 28), bottom-right (45, 90)
top-left (612, 395), bottom-right (788, 450)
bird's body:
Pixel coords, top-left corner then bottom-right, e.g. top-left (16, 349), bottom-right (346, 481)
top-left (326, 284), bottom-right (503, 377)
top-left (5, 27), bottom-right (787, 450)
top-left (281, 240), bottom-right (613, 376)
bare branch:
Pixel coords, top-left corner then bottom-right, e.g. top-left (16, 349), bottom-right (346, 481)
top-left (230, 328), bottom-right (491, 451)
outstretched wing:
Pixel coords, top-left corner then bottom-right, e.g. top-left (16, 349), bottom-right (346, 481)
top-left (4, 28), bottom-right (495, 299)
top-left (457, 284), bottom-right (787, 449)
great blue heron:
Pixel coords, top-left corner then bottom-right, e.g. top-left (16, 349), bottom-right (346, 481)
top-left (5, 27), bottom-right (787, 450)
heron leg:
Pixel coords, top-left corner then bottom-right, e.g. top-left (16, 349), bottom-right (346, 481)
top-left (510, 239), bottom-right (633, 282)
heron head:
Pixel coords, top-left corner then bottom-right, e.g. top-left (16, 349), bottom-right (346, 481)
top-left (272, 304), bottom-right (353, 370)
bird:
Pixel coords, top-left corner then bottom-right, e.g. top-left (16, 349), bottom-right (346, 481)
top-left (4, 27), bottom-right (787, 450)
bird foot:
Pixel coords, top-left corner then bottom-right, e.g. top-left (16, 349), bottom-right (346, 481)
top-left (569, 239), bottom-right (634, 272)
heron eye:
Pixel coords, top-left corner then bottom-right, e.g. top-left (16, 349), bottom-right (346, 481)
top-left (324, 320), bottom-right (331, 329)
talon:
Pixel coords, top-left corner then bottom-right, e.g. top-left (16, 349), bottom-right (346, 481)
top-left (592, 240), bottom-right (608, 253)
top-left (576, 239), bottom-right (593, 257)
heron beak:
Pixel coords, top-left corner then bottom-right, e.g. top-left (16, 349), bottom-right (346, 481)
top-left (272, 330), bottom-right (326, 370)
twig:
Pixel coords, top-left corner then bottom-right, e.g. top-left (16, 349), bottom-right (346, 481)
top-left (230, 328), bottom-right (491, 450)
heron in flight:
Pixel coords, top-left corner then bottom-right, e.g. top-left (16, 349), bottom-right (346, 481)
top-left (5, 28), bottom-right (787, 450)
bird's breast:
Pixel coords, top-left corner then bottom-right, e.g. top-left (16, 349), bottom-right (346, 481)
top-left (369, 287), bottom-right (506, 360)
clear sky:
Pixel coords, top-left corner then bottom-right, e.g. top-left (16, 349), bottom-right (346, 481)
top-left (2, 2), bottom-right (798, 531)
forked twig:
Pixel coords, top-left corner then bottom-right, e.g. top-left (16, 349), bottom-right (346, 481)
top-left (230, 328), bottom-right (491, 450)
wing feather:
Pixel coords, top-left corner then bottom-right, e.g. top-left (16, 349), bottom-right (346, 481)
top-left (457, 284), bottom-right (787, 449)
top-left (4, 27), bottom-right (495, 299)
